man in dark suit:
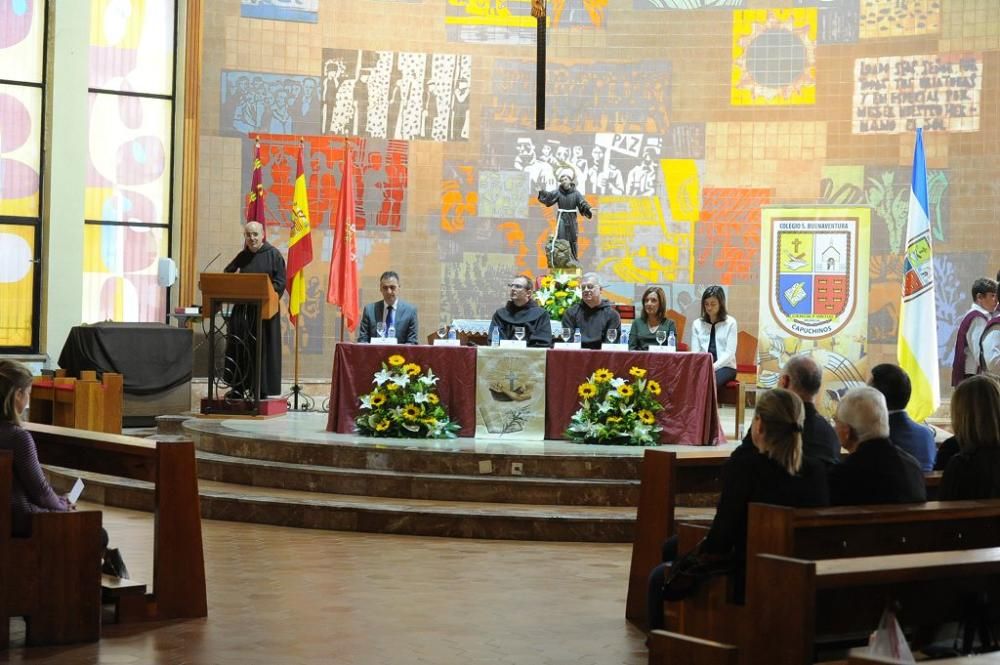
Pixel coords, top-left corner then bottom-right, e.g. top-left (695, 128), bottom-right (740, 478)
top-left (869, 363), bottom-right (937, 472)
top-left (828, 386), bottom-right (926, 506)
top-left (732, 354), bottom-right (841, 466)
top-left (356, 271), bottom-right (419, 344)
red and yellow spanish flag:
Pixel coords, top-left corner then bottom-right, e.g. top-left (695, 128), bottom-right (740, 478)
top-left (245, 137), bottom-right (266, 238)
top-left (286, 142), bottom-right (313, 326)
top-left (327, 147), bottom-right (359, 332)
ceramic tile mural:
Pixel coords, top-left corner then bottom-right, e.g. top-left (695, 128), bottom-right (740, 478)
top-left (732, 8), bottom-right (817, 106)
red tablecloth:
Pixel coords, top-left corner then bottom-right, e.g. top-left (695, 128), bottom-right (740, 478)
top-left (544, 349), bottom-right (725, 445)
top-left (327, 343), bottom-right (478, 437)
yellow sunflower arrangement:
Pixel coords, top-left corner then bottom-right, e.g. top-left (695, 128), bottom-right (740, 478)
top-left (355, 355), bottom-right (460, 438)
top-left (565, 366), bottom-right (664, 446)
top-left (534, 274), bottom-right (582, 320)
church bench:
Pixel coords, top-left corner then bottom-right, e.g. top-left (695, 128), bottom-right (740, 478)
top-left (24, 422), bottom-right (207, 623)
top-left (746, 548), bottom-right (1000, 665)
top-left (647, 630), bottom-right (738, 665)
top-left (667, 499), bottom-right (1000, 645)
top-left (1, 451), bottom-right (103, 648)
top-left (625, 448), bottom-right (728, 626)
top-left (30, 370), bottom-right (123, 434)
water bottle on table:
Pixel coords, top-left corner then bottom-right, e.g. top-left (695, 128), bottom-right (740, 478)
top-left (666, 330), bottom-right (676, 352)
top-left (573, 328), bottom-right (581, 344)
top-left (387, 325), bottom-right (396, 342)
top-left (491, 327), bottom-right (500, 347)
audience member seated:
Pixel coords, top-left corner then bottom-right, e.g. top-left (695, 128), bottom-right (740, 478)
top-left (628, 286), bottom-right (676, 351)
top-left (560, 272), bottom-right (621, 350)
top-left (829, 386), bottom-right (926, 505)
top-left (939, 375), bottom-right (1000, 500)
top-left (690, 285), bottom-right (738, 388)
top-left (731, 354), bottom-right (841, 466)
top-left (0, 360), bottom-right (122, 562)
top-left (868, 363), bottom-right (936, 472)
top-left (646, 388), bottom-right (829, 630)
top-left (489, 274), bottom-right (553, 348)
top-left (950, 276), bottom-right (997, 386)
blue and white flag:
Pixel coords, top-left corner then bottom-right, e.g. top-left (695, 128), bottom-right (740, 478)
top-left (897, 128), bottom-right (940, 422)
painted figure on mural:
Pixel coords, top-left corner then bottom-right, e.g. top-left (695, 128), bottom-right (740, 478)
top-left (538, 170), bottom-right (593, 261)
top-left (515, 137), bottom-right (556, 193)
top-left (587, 145), bottom-right (623, 195)
top-left (626, 144), bottom-right (659, 196)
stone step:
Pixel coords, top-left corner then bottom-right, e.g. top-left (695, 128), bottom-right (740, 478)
top-left (47, 466), bottom-right (718, 542)
top-left (195, 450), bottom-right (642, 506)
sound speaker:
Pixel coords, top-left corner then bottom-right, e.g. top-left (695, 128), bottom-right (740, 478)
top-left (157, 257), bottom-right (177, 287)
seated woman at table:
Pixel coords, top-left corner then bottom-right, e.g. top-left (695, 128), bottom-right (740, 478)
top-left (627, 286), bottom-right (677, 351)
top-left (645, 388), bottom-right (828, 630)
top-left (690, 285), bottom-right (738, 387)
top-left (939, 374), bottom-right (1000, 500)
top-left (0, 360), bottom-right (125, 576)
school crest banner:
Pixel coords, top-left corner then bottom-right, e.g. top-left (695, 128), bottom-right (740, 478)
top-left (758, 207), bottom-right (872, 415)
top-left (475, 347), bottom-right (547, 439)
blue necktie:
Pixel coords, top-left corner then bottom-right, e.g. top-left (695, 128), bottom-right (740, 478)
top-left (386, 305), bottom-right (394, 331)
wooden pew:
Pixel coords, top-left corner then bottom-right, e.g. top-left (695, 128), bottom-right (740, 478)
top-left (647, 630), bottom-right (738, 665)
top-left (625, 448), bottom-right (728, 626)
top-left (669, 499), bottom-right (1000, 646)
top-left (0, 451), bottom-right (103, 648)
top-left (747, 548), bottom-right (1000, 665)
top-left (24, 422), bottom-right (207, 623)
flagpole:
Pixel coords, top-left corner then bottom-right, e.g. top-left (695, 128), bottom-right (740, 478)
top-left (292, 319), bottom-right (301, 410)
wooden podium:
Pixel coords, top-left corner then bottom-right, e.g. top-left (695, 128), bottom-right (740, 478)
top-left (199, 272), bottom-right (284, 416)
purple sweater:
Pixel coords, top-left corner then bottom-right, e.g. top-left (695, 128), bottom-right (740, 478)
top-left (0, 422), bottom-right (70, 535)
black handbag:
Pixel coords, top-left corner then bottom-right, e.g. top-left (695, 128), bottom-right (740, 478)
top-left (661, 543), bottom-right (735, 601)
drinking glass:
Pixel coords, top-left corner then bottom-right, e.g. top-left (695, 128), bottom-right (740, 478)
top-left (561, 326), bottom-right (572, 343)
top-left (606, 329), bottom-right (618, 344)
top-left (655, 330), bottom-right (667, 346)
top-left (514, 326), bottom-right (525, 342)
top-left (376, 322), bottom-right (386, 338)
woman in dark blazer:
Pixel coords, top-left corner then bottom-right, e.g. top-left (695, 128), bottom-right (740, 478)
top-left (940, 375), bottom-right (1000, 500)
top-left (646, 388), bottom-right (828, 630)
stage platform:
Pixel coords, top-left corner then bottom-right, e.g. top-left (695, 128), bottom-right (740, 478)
top-left (48, 412), bottom-right (740, 543)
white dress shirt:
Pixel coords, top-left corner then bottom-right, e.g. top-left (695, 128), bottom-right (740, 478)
top-left (965, 304), bottom-right (993, 375)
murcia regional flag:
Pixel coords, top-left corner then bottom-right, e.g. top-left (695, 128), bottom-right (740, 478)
top-left (897, 128), bottom-right (940, 422)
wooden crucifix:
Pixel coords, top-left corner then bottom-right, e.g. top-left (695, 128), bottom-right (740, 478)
top-left (531, 0), bottom-right (546, 130)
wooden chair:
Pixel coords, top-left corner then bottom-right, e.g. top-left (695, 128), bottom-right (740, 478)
top-left (29, 370), bottom-right (123, 434)
top-left (0, 451), bottom-right (103, 648)
top-left (716, 331), bottom-right (757, 438)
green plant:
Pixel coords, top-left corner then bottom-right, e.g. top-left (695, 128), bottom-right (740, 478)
top-left (565, 366), bottom-right (664, 446)
top-left (355, 354), bottom-right (460, 438)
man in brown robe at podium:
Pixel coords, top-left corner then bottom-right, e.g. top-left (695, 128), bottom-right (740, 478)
top-left (222, 221), bottom-right (287, 399)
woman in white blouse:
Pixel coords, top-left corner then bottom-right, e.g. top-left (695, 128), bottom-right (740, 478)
top-left (690, 285), bottom-right (738, 388)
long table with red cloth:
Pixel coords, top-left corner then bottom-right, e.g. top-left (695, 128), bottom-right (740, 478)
top-left (327, 342), bottom-right (479, 437)
top-left (328, 343), bottom-right (725, 445)
top-left (544, 349), bottom-right (724, 445)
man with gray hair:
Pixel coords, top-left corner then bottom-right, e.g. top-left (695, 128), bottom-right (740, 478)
top-left (734, 354), bottom-right (841, 465)
top-left (828, 386), bottom-right (926, 505)
top-left (559, 272), bottom-right (620, 350)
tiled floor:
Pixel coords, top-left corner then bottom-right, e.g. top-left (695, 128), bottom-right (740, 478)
top-left (5, 504), bottom-right (648, 665)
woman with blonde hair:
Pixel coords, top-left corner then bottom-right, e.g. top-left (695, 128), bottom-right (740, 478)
top-left (940, 375), bottom-right (1000, 500)
top-left (646, 388), bottom-right (828, 630)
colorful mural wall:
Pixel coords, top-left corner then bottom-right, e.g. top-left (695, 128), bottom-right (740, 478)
top-left (197, 0), bottom-right (1000, 395)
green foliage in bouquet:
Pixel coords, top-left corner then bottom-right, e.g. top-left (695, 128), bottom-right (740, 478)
top-left (534, 274), bottom-right (582, 320)
top-left (565, 366), bottom-right (664, 446)
top-left (356, 354), bottom-right (461, 438)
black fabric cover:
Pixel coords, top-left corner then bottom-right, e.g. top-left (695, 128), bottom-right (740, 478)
top-left (58, 323), bottom-right (193, 396)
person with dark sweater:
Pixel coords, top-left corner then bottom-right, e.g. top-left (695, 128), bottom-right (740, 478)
top-left (489, 274), bottom-right (553, 348)
top-left (646, 388), bottom-right (828, 630)
top-left (829, 386), bottom-right (926, 505)
top-left (560, 272), bottom-right (621, 350)
top-left (731, 354), bottom-right (841, 466)
top-left (939, 375), bottom-right (1000, 500)
top-left (628, 285), bottom-right (676, 351)
top-left (868, 363), bottom-right (937, 471)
